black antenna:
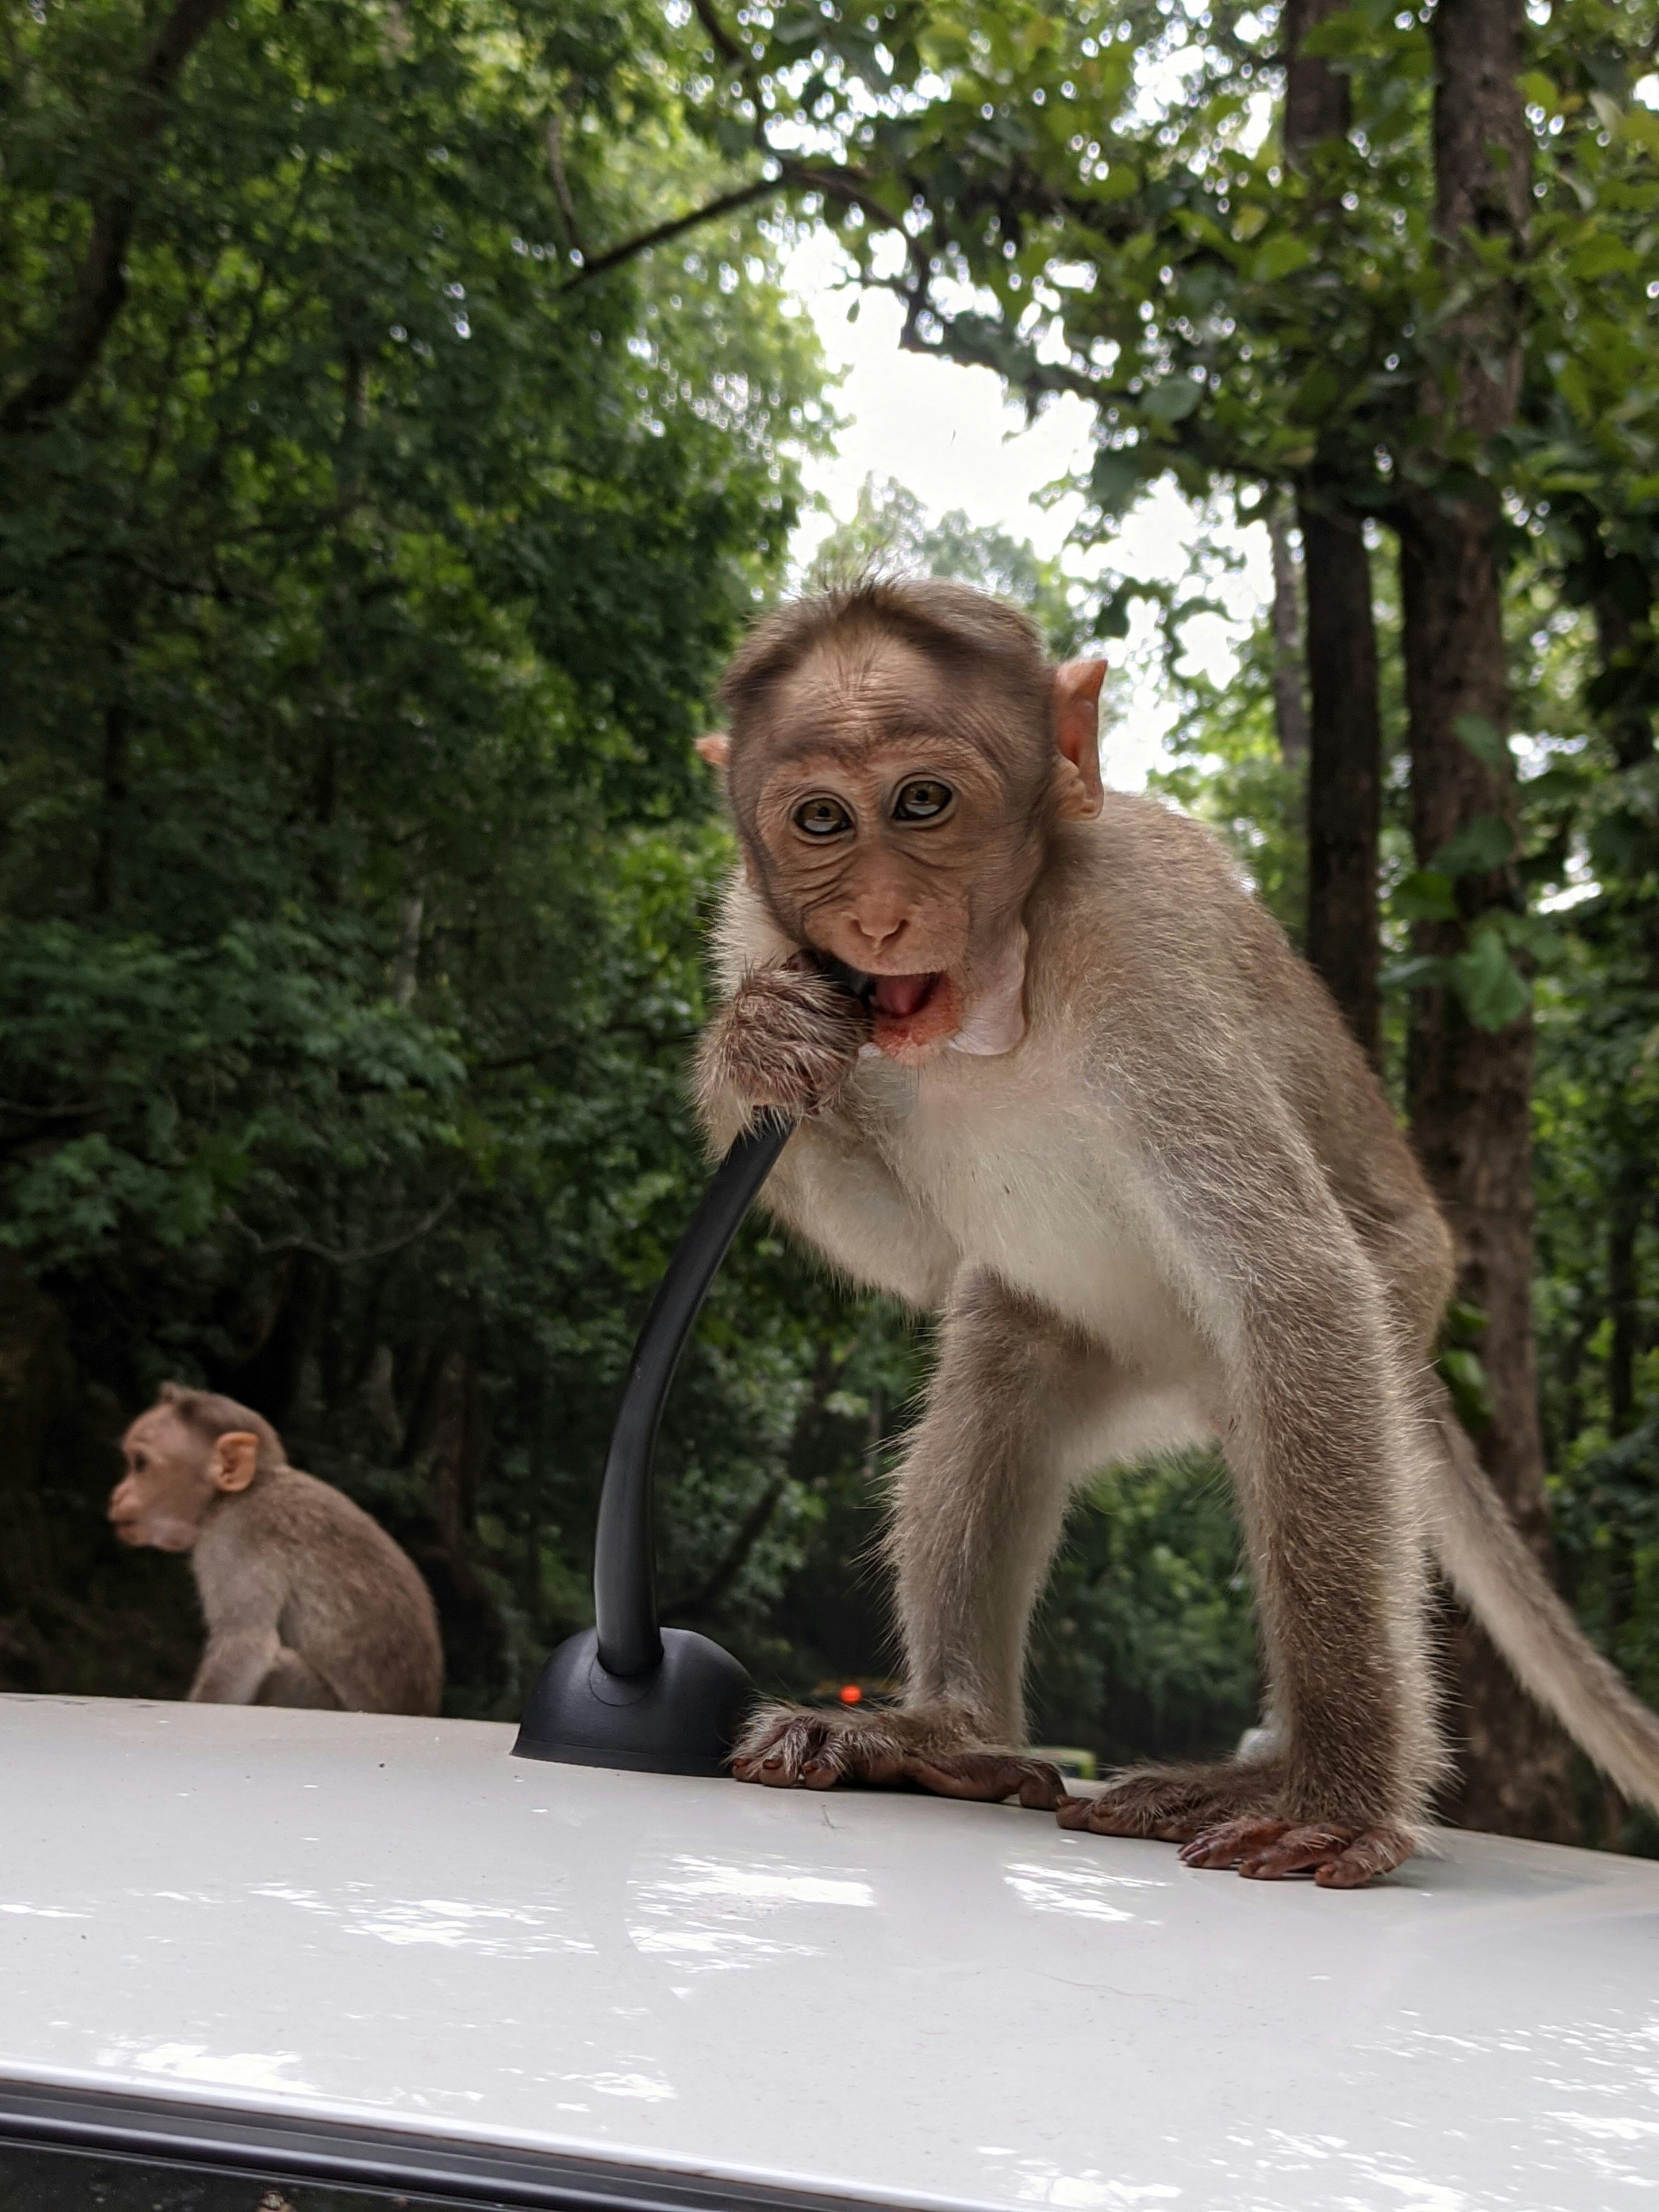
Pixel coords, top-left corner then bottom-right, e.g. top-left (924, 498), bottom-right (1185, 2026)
top-left (513, 1112), bottom-right (795, 1776)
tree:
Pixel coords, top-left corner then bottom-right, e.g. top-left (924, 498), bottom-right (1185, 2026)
top-left (806, 472), bottom-right (1085, 650)
top-left (0, 0), bottom-right (846, 1705)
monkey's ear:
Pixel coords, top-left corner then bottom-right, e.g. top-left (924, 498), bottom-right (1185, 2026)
top-left (211, 1432), bottom-right (260, 1493)
top-left (696, 732), bottom-right (731, 770)
top-left (1052, 659), bottom-right (1107, 819)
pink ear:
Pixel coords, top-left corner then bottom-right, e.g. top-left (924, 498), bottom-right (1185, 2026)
top-left (212, 1433), bottom-right (260, 1494)
top-left (1052, 660), bottom-right (1106, 818)
top-left (696, 732), bottom-right (731, 769)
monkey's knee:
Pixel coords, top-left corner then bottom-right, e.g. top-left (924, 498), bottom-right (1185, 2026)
top-left (255, 1651), bottom-right (341, 1709)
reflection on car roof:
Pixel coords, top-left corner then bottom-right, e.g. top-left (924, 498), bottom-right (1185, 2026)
top-left (2, 1694), bottom-right (1657, 2212)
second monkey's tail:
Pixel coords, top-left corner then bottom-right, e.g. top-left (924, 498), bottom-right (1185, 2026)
top-left (1423, 1379), bottom-right (1659, 1818)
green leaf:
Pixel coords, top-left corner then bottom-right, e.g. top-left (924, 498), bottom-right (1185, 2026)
top-left (1448, 927), bottom-right (1530, 1031)
top-left (1432, 815), bottom-right (1514, 878)
top-left (1250, 235), bottom-right (1312, 284)
top-left (1437, 1346), bottom-right (1494, 1430)
top-left (1392, 869), bottom-right (1459, 921)
top-left (1141, 377), bottom-right (1203, 425)
top-left (1452, 713), bottom-right (1510, 771)
top-left (1089, 446), bottom-right (1145, 514)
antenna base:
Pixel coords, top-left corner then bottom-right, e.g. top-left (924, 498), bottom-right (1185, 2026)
top-left (512, 1627), bottom-right (753, 1777)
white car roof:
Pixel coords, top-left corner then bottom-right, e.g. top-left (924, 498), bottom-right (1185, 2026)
top-left (2, 1692), bottom-right (1657, 2212)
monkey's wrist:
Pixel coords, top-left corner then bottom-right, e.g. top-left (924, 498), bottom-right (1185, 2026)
top-left (705, 964), bottom-right (869, 1115)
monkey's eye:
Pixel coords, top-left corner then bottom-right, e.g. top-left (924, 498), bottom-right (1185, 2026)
top-left (892, 778), bottom-right (954, 823)
top-left (792, 795), bottom-right (853, 838)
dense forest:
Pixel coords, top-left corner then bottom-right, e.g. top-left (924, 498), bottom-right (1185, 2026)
top-left (2, 0), bottom-right (1656, 1852)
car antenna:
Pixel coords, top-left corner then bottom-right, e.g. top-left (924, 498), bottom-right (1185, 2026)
top-left (513, 1110), bottom-right (795, 1776)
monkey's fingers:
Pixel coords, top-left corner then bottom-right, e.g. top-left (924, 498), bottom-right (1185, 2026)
top-left (731, 1708), bottom-right (837, 1786)
top-left (906, 1754), bottom-right (1067, 1810)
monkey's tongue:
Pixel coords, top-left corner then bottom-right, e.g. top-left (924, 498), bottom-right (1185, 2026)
top-left (871, 973), bottom-right (939, 1020)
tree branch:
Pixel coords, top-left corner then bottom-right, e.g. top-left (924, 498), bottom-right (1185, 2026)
top-left (557, 160), bottom-right (900, 295)
top-left (227, 1192), bottom-right (457, 1268)
top-left (556, 175), bottom-right (785, 290)
top-left (1, 0), bottom-right (227, 434)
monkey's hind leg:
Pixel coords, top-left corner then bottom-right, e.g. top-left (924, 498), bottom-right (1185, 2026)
top-left (255, 1648), bottom-right (343, 1709)
top-left (1060, 1756), bottom-right (1416, 1887)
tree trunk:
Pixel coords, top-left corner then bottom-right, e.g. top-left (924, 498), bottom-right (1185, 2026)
top-left (1400, 0), bottom-right (1580, 1840)
top-left (1281, 0), bottom-right (1384, 1066)
top-left (1267, 502), bottom-right (1309, 764)
top-left (1300, 493), bottom-right (1383, 1064)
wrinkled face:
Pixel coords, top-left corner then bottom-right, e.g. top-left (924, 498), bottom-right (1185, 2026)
top-left (734, 634), bottom-right (1054, 1060)
top-left (108, 1410), bottom-right (216, 1552)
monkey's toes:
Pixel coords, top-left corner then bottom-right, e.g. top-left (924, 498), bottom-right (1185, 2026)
top-left (1179, 1816), bottom-right (1412, 1886)
top-left (909, 1752), bottom-right (1067, 1811)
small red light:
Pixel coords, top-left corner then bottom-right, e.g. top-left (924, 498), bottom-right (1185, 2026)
top-left (838, 1683), bottom-right (863, 1705)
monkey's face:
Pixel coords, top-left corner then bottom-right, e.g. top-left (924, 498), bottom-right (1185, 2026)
top-left (109, 1410), bottom-right (221, 1552)
top-left (734, 638), bottom-right (1053, 1062)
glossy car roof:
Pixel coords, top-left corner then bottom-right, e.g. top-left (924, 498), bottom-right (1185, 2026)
top-left (2, 1693), bottom-right (1656, 2212)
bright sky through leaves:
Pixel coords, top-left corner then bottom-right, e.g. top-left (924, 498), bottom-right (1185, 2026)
top-left (784, 229), bottom-right (1274, 791)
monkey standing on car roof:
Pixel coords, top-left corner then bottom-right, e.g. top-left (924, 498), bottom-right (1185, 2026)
top-left (694, 577), bottom-right (1659, 1887)
top-left (110, 1383), bottom-right (443, 1716)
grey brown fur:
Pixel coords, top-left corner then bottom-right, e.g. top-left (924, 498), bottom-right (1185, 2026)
top-left (694, 578), bottom-right (1659, 1885)
top-left (112, 1385), bottom-right (444, 1716)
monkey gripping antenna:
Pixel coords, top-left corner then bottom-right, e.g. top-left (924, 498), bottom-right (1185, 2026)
top-left (513, 1110), bottom-right (795, 1776)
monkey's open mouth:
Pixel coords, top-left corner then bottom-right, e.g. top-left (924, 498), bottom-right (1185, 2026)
top-left (870, 972), bottom-right (943, 1020)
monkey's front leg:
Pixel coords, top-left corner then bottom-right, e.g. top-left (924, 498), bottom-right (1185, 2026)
top-left (189, 1627), bottom-right (284, 1704)
top-left (734, 1274), bottom-right (1101, 1811)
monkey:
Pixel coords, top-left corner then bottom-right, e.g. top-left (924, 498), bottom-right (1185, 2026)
top-left (109, 1383), bottom-right (444, 1717)
top-left (692, 577), bottom-right (1659, 1887)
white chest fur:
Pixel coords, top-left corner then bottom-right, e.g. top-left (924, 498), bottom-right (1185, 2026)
top-left (849, 1042), bottom-right (1197, 1381)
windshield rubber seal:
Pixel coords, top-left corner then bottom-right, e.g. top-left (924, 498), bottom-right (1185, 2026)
top-left (0, 2080), bottom-right (891, 2212)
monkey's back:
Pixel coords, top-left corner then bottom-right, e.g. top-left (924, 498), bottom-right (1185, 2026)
top-left (1040, 795), bottom-right (1455, 1347)
top-left (202, 1469), bottom-right (444, 1716)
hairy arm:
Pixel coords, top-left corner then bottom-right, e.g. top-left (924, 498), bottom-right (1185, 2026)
top-left (696, 873), bottom-right (959, 1310)
top-left (189, 1516), bottom-right (292, 1705)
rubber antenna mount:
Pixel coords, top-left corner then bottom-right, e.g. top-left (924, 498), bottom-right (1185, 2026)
top-left (513, 1112), bottom-right (795, 1776)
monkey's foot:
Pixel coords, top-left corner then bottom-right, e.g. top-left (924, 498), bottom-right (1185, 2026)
top-left (1059, 1757), bottom-right (1281, 1844)
top-left (731, 1702), bottom-right (1066, 1809)
top-left (1177, 1815), bottom-right (1415, 1889)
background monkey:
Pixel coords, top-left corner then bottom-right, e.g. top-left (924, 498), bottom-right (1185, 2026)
top-left (695, 577), bottom-right (1659, 1887)
top-left (110, 1383), bottom-right (444, 1716)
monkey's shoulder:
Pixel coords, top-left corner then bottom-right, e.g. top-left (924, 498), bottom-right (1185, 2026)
top-left (227, 1467), bottom-right (411, 1568)
top-left (1057, 791), bottom-right (1264, 920)
top-left (1032, 794), bottom-right (1291, 1007)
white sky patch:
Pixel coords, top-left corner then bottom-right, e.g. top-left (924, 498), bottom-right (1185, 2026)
top-left (784, 229), bottom-right (1273, 791)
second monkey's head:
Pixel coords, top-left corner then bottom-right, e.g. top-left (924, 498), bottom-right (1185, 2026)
top-left (699, 580), bottom-right (1105, 1062)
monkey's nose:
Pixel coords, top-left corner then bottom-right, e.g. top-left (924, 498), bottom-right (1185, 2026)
top-left (849, 911), bottom-right (910, 954)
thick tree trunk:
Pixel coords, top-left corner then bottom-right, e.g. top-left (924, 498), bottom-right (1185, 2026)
top-left (1300, 494), bottom-right (1383, 1064)
top-left (1401, 0), bottom-right (1580, 1840)
top-left (1281, 0), bottom-right (1384, 1065)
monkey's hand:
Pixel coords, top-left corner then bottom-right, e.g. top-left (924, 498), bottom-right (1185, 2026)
top-left (731, 1700), bottom-right (1067, 1811)
top-left (697, 962), bottom-right (870, 1118)
top-left (1059, 1759), bottom-right (1416, 1888)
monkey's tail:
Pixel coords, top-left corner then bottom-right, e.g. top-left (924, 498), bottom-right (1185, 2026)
top-left (1423, 1379), bottom-right (1659, 1818)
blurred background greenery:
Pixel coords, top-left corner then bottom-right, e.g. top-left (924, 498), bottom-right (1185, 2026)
top-left (3, 0), bottom-right (1656, 1852)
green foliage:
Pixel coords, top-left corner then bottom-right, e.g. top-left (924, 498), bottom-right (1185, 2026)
top-left (1034, 1453), bottom-right (1261, 1768)
top-left (0, 0), bottom-right (1258, 1765)
top-left (0, 0), bottom-right (843, 1708)
top-left (806, 472), bottom-right (1086, 653)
